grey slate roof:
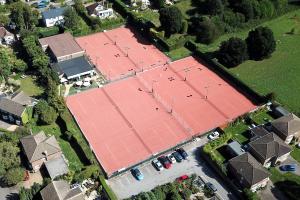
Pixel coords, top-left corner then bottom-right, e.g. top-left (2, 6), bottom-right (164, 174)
top-left (249, 133), bottom-right (291, 162)
top-left (41, 181), bottom-right (84, 200)
top-left (11, 91), bottom-right (33, 105)
top-left (250, 126), bottom-right (270, 141)
top-left (45, 155), bottom-right (69, 179)
top-left (0, 97), bottom-right (26, 117)
top-left (228, 153), bottom-right (269, 188)
top-left (42, 7), bottom-right (66, 20)
top-left (20, 131), bottom-right (61, 162)
top-left (271, 113), bottom-right (300, 137)
top-left (52, 56), bottom-right (93, 79)
top-left (227, 141), bottom-right (244, 156)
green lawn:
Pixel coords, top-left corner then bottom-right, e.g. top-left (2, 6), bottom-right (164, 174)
top-left (20, 76), bottom-right (44, 97)
top-left (226, 10), bottom-right (300, 114)
top-left (165, 46), bottom-right (192, 60)
top-left (291, 145), bottom-right (300, 164)
top-left (140, 10), bottom-right (160, 27)
top-left (30, 123), bottom-right (85, 172)
top-left (174, 0), bottom-right (196, 20)
top-left (224, 121), bottom-right (249, 144)
top-left (250, 108), bottom-right (274, 125)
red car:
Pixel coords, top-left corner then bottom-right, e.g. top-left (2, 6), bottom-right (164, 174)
top-left (176, 175), bottom-right (189, 182)
top-left (158, 156), bottom-right (172, 169)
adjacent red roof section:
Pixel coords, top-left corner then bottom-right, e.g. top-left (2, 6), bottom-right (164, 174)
top-left (75, 27), bottom-right (170, 80)
top-left (67, 56), bottom-right (256, 176)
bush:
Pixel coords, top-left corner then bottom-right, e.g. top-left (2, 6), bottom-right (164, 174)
top-left (159, 6), bottom-right (183, 36)
top-left (151, 0), bottom-right (165, 9)
top-left (246, 26), bottom-right (276, 60)
top-left (3, 167), bottom-right (24, 186)
top-left (73, 165), bottom-right (99, 182)
top-left (38, 26), bottom-right (60, 38)
top-left (99, 175), bottom-right (118, 200)
top-left (217, 37), bottom-right (248, 67)
top-left (259, 0), bottom-right (275, 19)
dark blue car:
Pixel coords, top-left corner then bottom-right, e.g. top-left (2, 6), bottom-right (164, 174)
top-left (177, 148), bottom-right (188, 159)
top-left (280, 164), bottom-right (297, 172)
top-left (131, 168), bottom-right (144, 180)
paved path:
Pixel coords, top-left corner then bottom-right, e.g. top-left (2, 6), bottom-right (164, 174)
top-left (107, 138), bottom-right (237, 200)
top-left (0, 185), bottom-right (19, 200)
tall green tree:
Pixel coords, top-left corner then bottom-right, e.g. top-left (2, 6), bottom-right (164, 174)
top-left (246, 26), bottom-right (276, 60)
top-left (159, 6), bottom-right (183, 36)
top-left (10, 2), bottom-right (38, 30)
top-left (218, 37), bottom-right (248, 67)
top-left (0, 141), bottom-right (21, 175)
top-left (63, 7), bottom-right (81, 31)
top-left (203, 0), bottom-right (224, 15)
top-left (3, 167), bottom-right (24, 186)
top-left (151, 0), bottom-right (165, 9)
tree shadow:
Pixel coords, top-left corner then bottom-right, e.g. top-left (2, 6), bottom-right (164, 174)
top-left (6, 192), bottom-right (19, 200)
top-left (273, 180), bottom-right (300, 200)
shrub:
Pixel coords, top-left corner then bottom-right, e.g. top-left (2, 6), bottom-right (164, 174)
top-left (151, 0), bottom-right (165, 9)
top-left (217, 37), bottom-right (248, 67)
top-left (99, 175), bottom-right (118, 200)
top-left (259, 0), bottom-right (275, 19)
top-left (3, 167), bottom-right (24, 186)
top-left (246, 26), bottom-right (276, 60)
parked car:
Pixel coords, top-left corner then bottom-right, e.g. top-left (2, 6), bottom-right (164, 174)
top-left (152, 159), bottom-right (164, 171)
top-left (167, 154), bottom-right (176, 164)
top-left (208, 131), bottom-right (220, 140)
top-left (297, 143), bottom-right (300, 148)
top-left (131, 168), bottom-right (144, 180)
top-left (172, 151), bottom-right (183, 162)
top-left (158, 156), bottom-right (172, 169)
top-left (206, 182), bottom-right (217, 192)
top-left (280, 164), bottom-right (297, 172)
top-left (176, 175), bottom-right (189, 182)
top-left (176, 148), bottom-right (188, 159)
top-left (193, 176), bottom-right (205, 188)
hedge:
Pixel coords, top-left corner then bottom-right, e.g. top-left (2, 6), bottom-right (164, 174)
top-left (185, 40), bottom-right (269, 105)
top-left (37, 26), bottom-right (60, 38)
top-left (99, 175), bottom-right (118, 200)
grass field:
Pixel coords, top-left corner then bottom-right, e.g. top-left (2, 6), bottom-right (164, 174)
top-left (20, 76), bottom-right (44, 97)
top-left (228, 9), bottom-right (300, 114)
top-left (224, 120), bottom-right (249, 144)
top-left (165, 46), bottom-right (192, 60)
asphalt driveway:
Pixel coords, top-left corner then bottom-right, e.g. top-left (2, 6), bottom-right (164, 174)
top-left (107, 138), bottom-right (237, 200)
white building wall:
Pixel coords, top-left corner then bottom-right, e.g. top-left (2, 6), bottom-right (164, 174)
top-left (44, 16), bottom-right (64, 27)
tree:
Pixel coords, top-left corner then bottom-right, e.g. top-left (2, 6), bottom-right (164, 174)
top-left (3, 167), bottom-right (24, 186)
top-left (203, 0), bottom-right (224, 15)
top-left (246, 26), bottom-right (276, 60)
top-left (218, 37), bottom-right (248, 67)
top-left (63, 7), bottom-right (81, 31)
top-left (0, 141), bottom-right (20, 175)
top-left (159, 6), bottom-right (183, 36)
top-left (190, 16), bottom-right (220, 44)
top-left (151, 0), bottom-right (165, 9)
top-left (231, 0), bottom-right (254, 21)
top-left (0, 14), bottom-right (9, 25)
top-left (10, 2), bottom-right (38, 31)
top-left (152, 187), bottom-right (166, 200)
top-left (39, 104), bottom-right (58, 125)
top-left (169, 191), bottom-right (181, 200)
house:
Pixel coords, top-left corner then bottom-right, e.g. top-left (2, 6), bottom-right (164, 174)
top-left (131, 0), bottom-right (150, 10)
top-left (0, 0), bottom-right (6, 5)
top-left (42, 7), bottom-right (66, 27)
top-left (271, 106), bottom-right (290, 118)
top-left (248, 132), bottom-right (291, 168)
top-left (39, 32), bottom-right (85, 62)
top-left (0, 91), bottom-right (35, 125)
top-left (0, 27), bottom-right (14, 45)
top-left (228, 153), bottom-right (270, 192)
top-left (250, 126), bottom-right (270, 141)
top-left (40, 180), bottom-right (84, 200)
top-left (20, 131), bottom-right (62, 172)
top-left (271, 113), bottom-right (300, 144)
top-left (52, 56), bottom-right (95, 83)
top-left (44, 155), bottom-right (69, 180)
top-left (86, 2), bottom-right (114, 19)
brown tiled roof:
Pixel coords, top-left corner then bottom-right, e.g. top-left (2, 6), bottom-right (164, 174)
top-left (20, 131), bottom-right (61, 162)
top-left (86, 3), bottom-right (99, 15)
top-left (40, 181), bottom-right (84, 200)
top-left (38, 32), bottom-right (84, 59)
top-left (0, 27), bottom-right (13, 38)
top-left (228, 153), bottom-right (269, 188)
top-left (271, 113), bottom-right (300, 137)
top-left (249, 133), bottom-right (291, 162)
top-left (0, 98), bottom-right (26, 117)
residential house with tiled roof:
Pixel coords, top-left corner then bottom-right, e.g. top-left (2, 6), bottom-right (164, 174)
top-left (271, 113), bottom-right (300, 144)
top-left (20, 131), bottom-right (62, 172)
top-left (39, 32), bottom-right (85, 62)
top-left (40, 180), bottom-right (84, 200)
top-left (0, 26), bottom-right (14, 45)
top-left (228, 153), bottom-right (270, 192)
top-left (248, 132), bottom-right (291, 167)
top-left (86, 2), bottom-right (114, 19)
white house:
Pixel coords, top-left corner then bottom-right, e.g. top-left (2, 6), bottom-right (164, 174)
top-left (0, 0), bottom-right (6, 5)
top-left (131, 0), bottom-right (150, 10)
top-left (86, 2), bottom-right (114, 19)
top-left (0, 27), bottom-right (14, 45)
top-left (42, 7), bottom-right (66, 27)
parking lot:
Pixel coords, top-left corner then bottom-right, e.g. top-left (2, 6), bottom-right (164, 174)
top-left (107, 138), bottom-right (238, 200)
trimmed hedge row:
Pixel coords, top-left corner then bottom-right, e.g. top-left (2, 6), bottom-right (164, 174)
top-left (185, 40), bottom-right (269, 105)
top-left (37, 26), bottom-right (61, 38)
top-left (99, 175), bottom-right (118, 200)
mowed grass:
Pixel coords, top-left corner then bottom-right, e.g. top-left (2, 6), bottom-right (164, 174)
top-left (165, 46), bottom-right (192, 60)
top-left (20, 76), bottom-right (44, 97)
top-left (228, 9), bottom-right (300, 113)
